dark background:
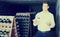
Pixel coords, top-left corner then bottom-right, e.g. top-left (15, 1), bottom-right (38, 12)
top-left (0, 0), bottom-right (56, 15)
